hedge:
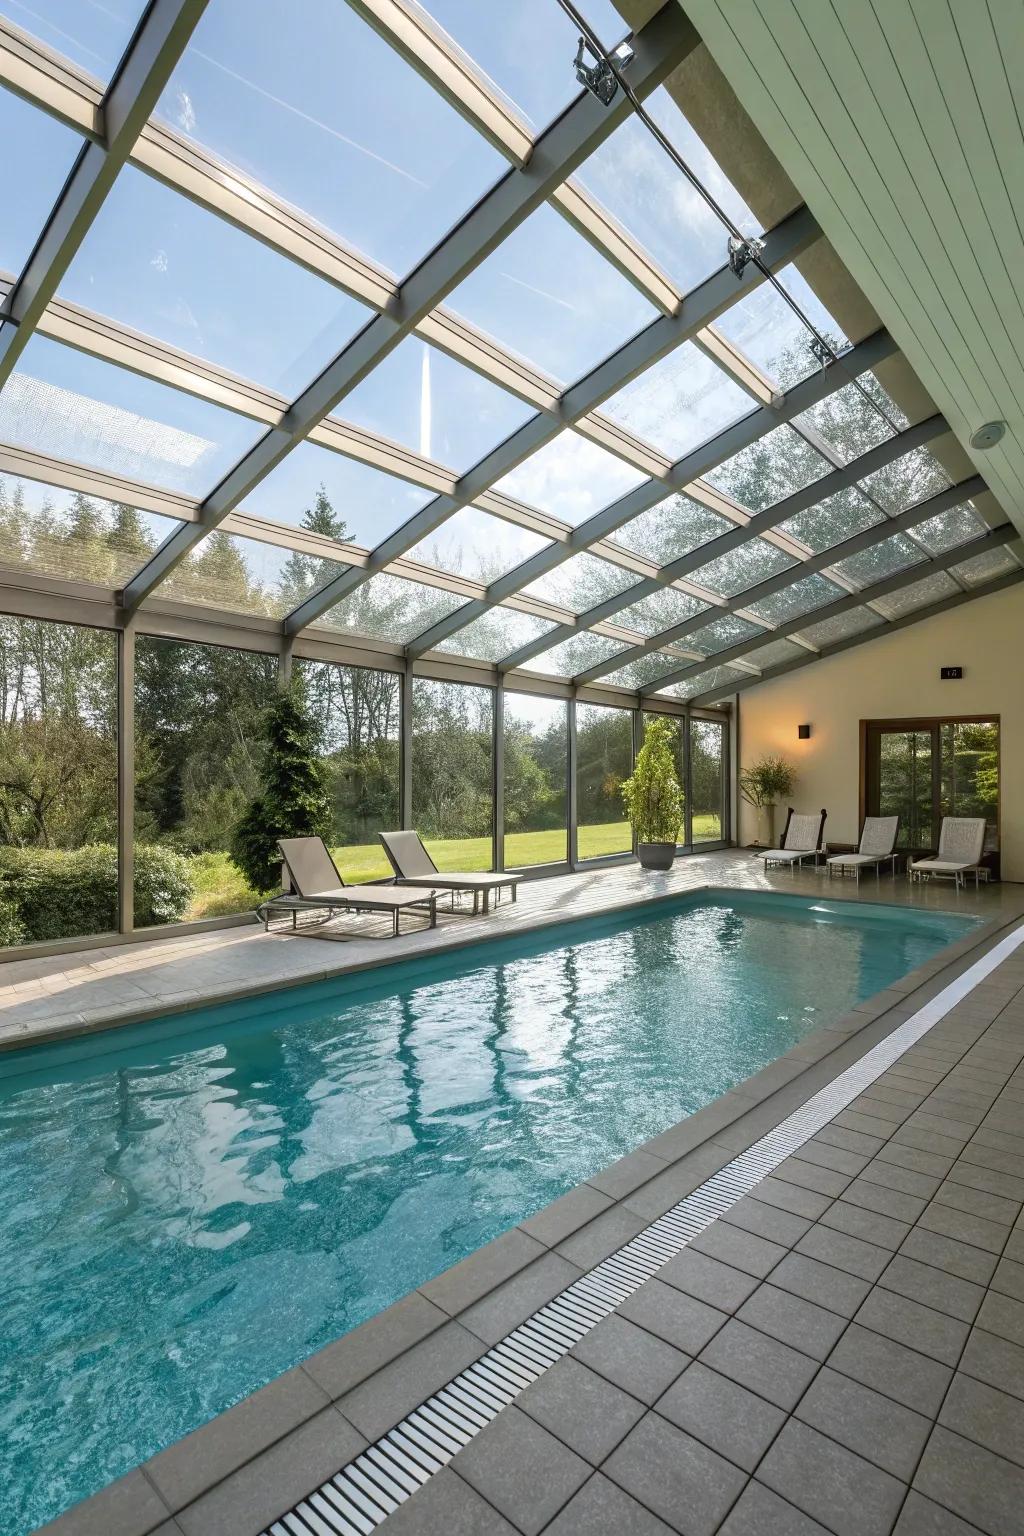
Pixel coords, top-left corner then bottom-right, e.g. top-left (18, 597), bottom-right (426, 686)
top-left (0, 843), bottom-right (195, 945)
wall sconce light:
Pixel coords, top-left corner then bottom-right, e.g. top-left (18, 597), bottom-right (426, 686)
top-left (797, 723), bottom-right (811, 740)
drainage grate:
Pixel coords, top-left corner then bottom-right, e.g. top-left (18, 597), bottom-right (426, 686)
top-left (264, 924), bottom-right (1024, 1536)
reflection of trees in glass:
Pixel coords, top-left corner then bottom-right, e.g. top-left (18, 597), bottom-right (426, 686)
top-left (296, 659), bottom-right (400, 849)
top-left (576, 703), bottom-right (631, 857)
top-left (878, 730), bottom-right (933, 849)
top-left (0, 475), bottom-right (159, 587)
top-left (412, 679), bottom-right (492, 846)
top-left (940, 721), bottom-right (999, 848)
top-left (504, 696), bottom-right (567, 862)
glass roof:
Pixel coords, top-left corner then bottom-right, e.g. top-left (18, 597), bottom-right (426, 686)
top-left (239, 441), bottom-right (432, 548)
top-left (520, 551), bottom-right (639, 613)
top-left (798, 607), bottom-right (884, 647)
top-left (317, 571), bottom-right (469, 643)
top-left (793, 375), bottom-right (901, 463)
top-left (703, 425), bottom-right (831, 512)
top-left (0, 0), bottom-right (142, 80)
top-left (612, 493), bottom-right (731, 567)
top-left (493, 431), bottom-right (647, 524)
top-left (952, 547), bottom-right (1020, 586)
top-left (832, 531), bottom-right (926, 588)
top-left (601, 341), bottom-right (753, 460)
top-left (615, 585), bottom-right (709, 636)
top-left (163, 530), bottom-right (348, 618)
top-left (687, 614), bottom-right (764, 657)
top-left (857, 445), bottom-right (951, 513)
top-left (0, 471), bottom-right (177, 588)
top-left (872, 571), bottom-right (959, 620)
top-left (524, 630), bottom-right (629, 677)
top-left (653, 663), bottom-right (750, 701)
top-left (406, 506), bottom-right (551, 583)
top-left (746, 572), bottom-right (845, 625)
top-left (688, 536), bottom-right (797, 598)
top-left (1, 87), bottom-right (83, 278)
top-left (602, 650), bottom-right (681, 689)
top-left (777, 484), bottom-right (884, 554)
top-left (712, 267), bottom-right (850, 390)
top-left (436, 606), bottom-right (556, 662)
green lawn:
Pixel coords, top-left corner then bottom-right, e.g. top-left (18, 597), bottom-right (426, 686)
top-left (184, 815), bottom-right (723, 920)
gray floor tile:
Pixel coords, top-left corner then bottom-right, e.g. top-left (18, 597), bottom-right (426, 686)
top-left (516, 1358), bottom-right (645, 1465)
top-left (792, 1138), bottom-right (870, 1177)
top-left (736, 1282), bottom-right (847, 1360)
top-left (875, 1141), bottom-right (956, 1180)
top-left (794, 1366), bottom-right (930, 1480)
top-left (840, 1177), bottom-right (928, 1224)
top-left (816, 1124), bottom-right (888, 1157)
top-left (757, 1419), bottom-right (906, 1536)
top-left (656, 1360), bottom-right (785, 1472)
top-left (587, 1149), bottom-right (669, 1201)
top-left (850, 1092), bottom-right (916, 1125)
top-left (451, 1405), bottom-right (589, 1536)
top-left (894, 1489), bottom-right (985, 1535)
top-left (721, 1194), bottom-right (812, 1248)
top-left (827, 1324), bottom-right (953, 1416)
top-left (603, 1412), bottom-right (748, 1536)
top-left (939, 1372), bottom-right (1024, 1470)
top-left (698, 1319), bottom-right (818, 1410)
top-left (617, 1278), bottom-right (728, 1356)
top-left (991, 1256), bottom-right (1024, 1303)
top-left (947, 1160), bottom-right (1024, 1204)
top-left (419, 1229), bottom-right (547, 1317)
top-left (960, 1142), bottom-right (1024, 1180)
top-left (382, 1468), bottom-right (518, 1535)
top-left (773, 1155), bottom-right (852, 1198)
top-left (859, 1157), bottom-right (942, 1201)
top-left (934, 1178), bottom-right (1021, 1227)
top-left (899, 1226), bottom-right (998, 1285)
top-left (975, 1290), bottom-right (1024, 1348)
top-left (794, 1222), bottom-right (892, 1282)
top-left (519, 1185), bottom-right (614, 1249)
top-left (820, 1199), bottom-right (912, 1251)
top-left (879, 1254), bottom-right (986, 1324)
top-left (768, 1252), bottom-right (871, 1317)
top-left (38, 1470), bottom-right (170, 1536)
top-left (338, 1322), bottom-right (484, 1441)
top-left (542, 1473), bottom-right (677, 1535)
top-left (658, 1248), bottom-right (759, 1314)
top-left (690, 1219), bottom-right (788, 1279)
top-left (894, 1125), bottom-right (968, 1160)
top-left (959, 1326), bottom-right (1024, 1402)
top-left (570, 1315), bottom-right (689, 1404)
top-left (555, 1207), bottom-right (647, 1271)
top-left (303, 1291), bottom-right (449, 1400)
top-left (834, 1108), bottom-right (900, 1141)
top-left (855, 1284), bottom-right (970, 1366)
top-left (914, 1424), bottom-right (1024, 1536)
top-left (750, 1177), bottom-right (833, 1222)
top-left (459, 1253), bottom-right (582, 1346)
top-left (718, 1481), bottom-right (831, 1535)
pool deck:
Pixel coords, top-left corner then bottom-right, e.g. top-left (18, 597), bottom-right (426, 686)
top-left (9, 854), bottom-right (1024, 1536)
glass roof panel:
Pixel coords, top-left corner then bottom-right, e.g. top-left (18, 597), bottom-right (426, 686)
top-left (341, 336), bottom-right (534, 474)
top-left (163, 530), bottom-right (348, 617)
top-left (317, 571), bottom-right (469, 643)
top-left (746, 572), bottom-right (845, 625)
top-left (0, 87), bottom-right (82, 277)
top-left (653, 663), bottom-right (749, 701)
top-left (524, 631), bottom-right (629, 677)
top-left (239, 440), bottom-right (431, 547)
top-left (0, 471), bottom-right (177, 588)
top-left (798, 607), bottom-right (884, 647)
top-left (600, 342), bottom-right (753, 460)
top-left (832, 531), bottom-right (926, 588)
top-left (687, 614), bottom-right (763, 656)
top-left (857, 445), bottom-right (951, 513)
top-left (0, 0), bottom-right (142, 79)
top-left (493, 430), bottom-right (647, 525)
top-left (520, 552), bottom-right (639, 613)
top-left (406, 507), bottom-right (550, 583)
top-left (908, 502), bottom-right (988, 555)
top-left (951, 547), bottom-right (1021, 586)
top-left (436, 607), bottom-right (556, 662)
top-left (611, 492), bottom-right (731, 567)
top-left (61, 167), bottom-right (370, 397)
top-left (872, 571), bottom-right (959, 619)
top-left (602, 650), bottom-right (680, 689)
top-left (742, 637), bottom-right (810, 671)
top-left (703, 424), bottom-right (831, 512)
top-left (445, 202), bottom-right (656, 385)
top-left (574, 85), bottom-right (756, 294)
top-left (614, 585), bottom-right (708, 637)
top-left (0, 335), bottom-right (261, 494)
top-left (777, 484), bottom-right (884, 554)
top-left (158, 0), bottom-right (504, 277)
top-left (688, 536), bottom-right (796, 597)
top-left (712, 266), bottom-right (851, 390)
top-left (793, 374), bottom-right (902, 463)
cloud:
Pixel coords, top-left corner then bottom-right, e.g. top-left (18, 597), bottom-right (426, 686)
top-left (175, 89), bottom-right (196, 133)
top-left (150, 248), bottom-right (169, 275)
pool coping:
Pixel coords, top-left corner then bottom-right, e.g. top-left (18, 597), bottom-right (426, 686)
top-left (30, 894), bottom-right (1024, 1536)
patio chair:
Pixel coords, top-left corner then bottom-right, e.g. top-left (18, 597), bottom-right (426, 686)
top-left (380, 829), bottom-right (522, 915)
top-left (257, 837), bottom-right (438, 936)
top-left (908, 817), bottom-right (987, 889)
top-left (761, 808), bottom-right (828, 872)
top-left (827, 815), bottom-right (901, 881)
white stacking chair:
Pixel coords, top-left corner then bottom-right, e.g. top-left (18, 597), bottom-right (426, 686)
top-left (761, 808), bottom-right (828, 872)
top-left (827, 815), bottom-right (901, 881)
top-left (908, 818), bottom-right (987, 890)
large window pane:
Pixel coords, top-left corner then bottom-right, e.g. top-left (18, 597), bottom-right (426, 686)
top-left (941, 721), bottom-right (999, 853)
top-left (576, 703), bottom-right (632, 860)
top-left (690, 718), bottom-right (726, 843)
top-left (493, 430), bottom-right (647, 525)
top-left (643, 710), bottom-right (686, 843)
top-left (134, 638), bottom-right (275, 922)
top-left (503, 693), bottom-right (567, 867)
top-left (0, 617), bottom-right (118, 946)
top-left (412, 679), bottom-right (493, 872)
top-left (0, 472), bottom-right (177, 588)
top-left (296, 660), bottom-right (400, 882)
top-left (1, 86), bottom-right (83, 275)
top-left (3, 0), bottom-right (142, 81)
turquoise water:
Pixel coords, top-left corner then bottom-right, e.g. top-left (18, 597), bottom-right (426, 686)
top-left (0, 892), bottom-right (978, 1533)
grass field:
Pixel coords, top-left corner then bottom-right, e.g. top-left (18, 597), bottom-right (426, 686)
top-left (184, 815), bottom-right (723, 920)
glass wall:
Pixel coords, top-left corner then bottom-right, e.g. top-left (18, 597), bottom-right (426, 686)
top-left (643, 710), bottom-right (686, 845)
top-left (297, 659), bottom-right (400, 881)
top-left (690, 717), bottom-right (727, 844)
top-left (0, 616), bottom-right (118, 944)
top-left (412, 679), bottom-right (493, 871)
top-left (576, 702), bottom-right (633, 860)
top-left (134, 637), bottom-right (276, 921)
top-left (504, 693), bottom-right (568, 868)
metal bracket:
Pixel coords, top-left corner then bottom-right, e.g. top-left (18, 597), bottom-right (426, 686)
top-left (573, 35), bottom-right (633, 106)
top-left (727, 235), bottom-right (766, 279)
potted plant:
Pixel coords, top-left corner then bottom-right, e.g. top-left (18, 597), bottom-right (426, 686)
top-left (621, 717), bottom-right (684, 870)
top-left (739, 754), bottom-right (796, 847)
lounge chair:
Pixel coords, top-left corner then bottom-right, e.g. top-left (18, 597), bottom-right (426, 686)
top-left (827, 815), bottom-right (901, 881)
top-left (258, 837), bottom-right (438, 936)
top-left (380, 830), bottom-right (521, 915)
top-left (761, 808), bottom-right (828, 872)
top-left (908, 817), bottom-right (987, 889)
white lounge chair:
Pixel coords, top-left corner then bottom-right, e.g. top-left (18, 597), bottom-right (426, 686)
top-left (258, 837), bottom-right (438, 936)
top-left (761, 808), bottom-right (828, 872)
top-left (827, 815), bottom-right (901, 881)
top-left (380, 830), bottom-right (521, 915)
top-left (908, 818), bottom-right (987, 890)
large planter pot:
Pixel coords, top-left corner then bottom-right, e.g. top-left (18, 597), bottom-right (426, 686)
top-left (757, 803), bottom-right (776, 848)
top-left (637, 841), bottom-right (676, 871)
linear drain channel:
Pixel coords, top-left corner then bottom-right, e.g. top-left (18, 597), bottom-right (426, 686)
top-left (264, 925), bottom-right (1024, 1536)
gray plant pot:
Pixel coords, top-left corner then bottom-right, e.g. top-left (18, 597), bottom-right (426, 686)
top-left (637, 841), bottom-right (676, 871)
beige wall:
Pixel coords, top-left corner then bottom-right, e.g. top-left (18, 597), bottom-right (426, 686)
top-left (736, 584), bottom-right (1024, 881)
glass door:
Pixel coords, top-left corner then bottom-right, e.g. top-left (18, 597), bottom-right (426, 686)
top-left (873, 727), bottom-right (937, 852)
top-left (865, 717), bottom-right (999, 866)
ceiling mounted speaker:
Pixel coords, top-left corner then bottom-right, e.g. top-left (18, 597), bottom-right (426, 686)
top-left (970, 421), bottom-right (1006, 450)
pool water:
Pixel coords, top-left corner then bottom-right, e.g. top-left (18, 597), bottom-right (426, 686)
top-left (0, 891), bottom-right (979, 1533)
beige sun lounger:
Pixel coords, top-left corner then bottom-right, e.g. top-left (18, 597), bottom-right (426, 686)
top-left (827, 815), bottom-right (901, 881)
top-left (380, 830), bottom-right (521, 915)
top-left (908, 817), bottom-right (987, 889)
top-left (259, 837), bottom-right (438, 936)
top-left (761, 808), bottom-right (828, 871)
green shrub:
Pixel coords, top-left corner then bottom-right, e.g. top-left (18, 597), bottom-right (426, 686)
top-left (621, 718), bottom-right (684, 844)
top-left (0, 843), bottom-right (194, 945)
top-left (231, 686), bottom-right (332, 893)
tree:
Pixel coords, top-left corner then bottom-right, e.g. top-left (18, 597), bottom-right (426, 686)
top-left (230, 684), bottom-right (333, 892)
top-left (278, 484), bottom-right (351, 610)
top-left (621, 717), bottom-right (683, 844)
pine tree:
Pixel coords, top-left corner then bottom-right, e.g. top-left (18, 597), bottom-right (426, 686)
top-left (278, 484), bottom-right (350, 609)
top-left (229, 684), bottom-right (333, 892)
